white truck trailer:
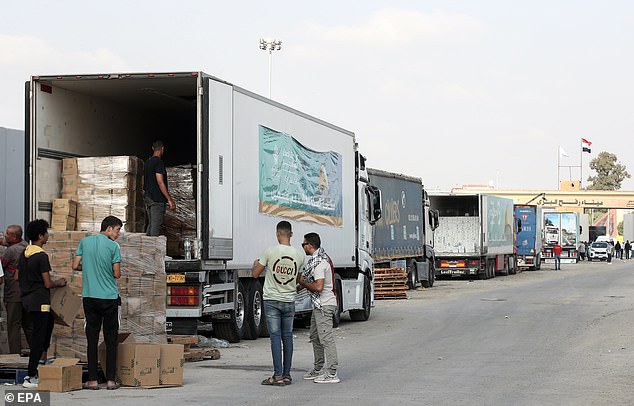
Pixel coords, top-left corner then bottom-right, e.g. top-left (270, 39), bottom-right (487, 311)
top-left (430, 193), bottom-right (516, 279)
top-left (25, 71), bottom-right (382, 342)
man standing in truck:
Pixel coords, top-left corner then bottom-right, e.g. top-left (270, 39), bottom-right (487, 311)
top-left (72, 216), bottom-right (123, 390)
top-left (142, 140), bottom-right (175, 236)
top-left (252, 221), bottom-right (304, 386)
top-left (298, 232), bottom-right (340, 384)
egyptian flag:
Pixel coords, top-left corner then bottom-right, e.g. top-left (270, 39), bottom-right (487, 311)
top-left (582, 138), bottom-right (592, 153)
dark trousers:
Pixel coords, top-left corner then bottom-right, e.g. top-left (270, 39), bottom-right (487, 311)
top-left (5, 301), bottom-right (33, 354)
top-left (27, 310), bottom-right (54, 377)
top-left (145, 196), bottom-right (166, 236)
top-left (83, 297), bottom-right (119, 381)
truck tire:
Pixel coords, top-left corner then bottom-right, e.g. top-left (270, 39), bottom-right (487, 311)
top-left (421, 261), bottom-right (435, 288)
top-left (407, 263), bottom-right (418, 290)
top-left (332, 275), bottom-right (343, 328)
top-left (213, 281), bottom-right (249, 343)
top-left (350, 274), bottom-right (371, 321)
top-left (243, 279), bottom-right (264, 340)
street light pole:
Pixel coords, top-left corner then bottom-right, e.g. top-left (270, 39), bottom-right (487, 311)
top-left (259, 38), bottom-right (282, 98)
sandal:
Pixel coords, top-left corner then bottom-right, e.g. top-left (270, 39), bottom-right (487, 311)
top-left (261, 376), bottom-right (285, 386)
top-left (106, 383), bottom-right (120, 390)
top-left (282, 376), bottom-right (292, 385)
top-left (83, 382), bottom-right (100, 390)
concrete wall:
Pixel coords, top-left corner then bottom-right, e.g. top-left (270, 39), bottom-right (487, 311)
top-left (0, 126), bottom-right (25, 231)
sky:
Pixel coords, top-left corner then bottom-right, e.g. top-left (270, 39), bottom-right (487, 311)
top-left (2, 1), bottom-right (634, 191)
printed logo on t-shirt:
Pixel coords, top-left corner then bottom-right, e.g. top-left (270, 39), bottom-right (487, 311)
top-left (272, 256), bottom-right (299, 285)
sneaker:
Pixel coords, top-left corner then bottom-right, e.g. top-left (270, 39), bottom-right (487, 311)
top-left (303, 368), bottom-right (325, 380)
top-left (23, 376), bottom-right (38, 388)
top-left (314, 372), bottom-right (340, 384)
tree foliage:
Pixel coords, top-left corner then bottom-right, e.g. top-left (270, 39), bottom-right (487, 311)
top-left (586, 151), bottom-right (631, 190)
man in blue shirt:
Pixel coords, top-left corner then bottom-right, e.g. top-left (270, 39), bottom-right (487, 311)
top-left (72, 216), bottom-right (122, 390)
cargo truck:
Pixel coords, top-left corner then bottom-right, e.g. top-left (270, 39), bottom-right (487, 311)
top-left (541, 211), bottom-right (579, 264)
top-left (514, 205), bottom-right (543, 271)
top-left (25, 71), bottom-right (382, 342)
top-left (430, 193), bottom-right (516, 279)
top-left (367, 168), bottom-right (439, 289)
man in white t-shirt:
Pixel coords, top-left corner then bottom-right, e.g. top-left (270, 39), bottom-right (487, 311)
top-left (298, 232), bottom-right (339, 384)
top-left (252, 221), bottom-right (304, 386)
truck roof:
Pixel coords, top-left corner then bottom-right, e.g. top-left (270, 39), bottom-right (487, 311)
top-left (31, 71), bottom-right (356, 138)
top-left (367, 167), bottom-right (422, 184)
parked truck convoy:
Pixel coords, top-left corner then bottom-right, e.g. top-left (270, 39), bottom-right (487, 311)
top-left (25, 71), bottom-right (382, 342)
top-left (541, 211), bottom-right (580, 264)
top-left (430, 193), bottom-right (516, 279)
top-left (514, 205), bottom-right (543, 271)
top-left (367, 168), bottom-right (439, 289)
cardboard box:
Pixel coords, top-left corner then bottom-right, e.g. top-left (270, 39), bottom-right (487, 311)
top-left (159, 344), bottom-right (184, 385)
top-left (51, 214), bottom-right (76, 231)
top-left (98, 333), bottom-right (132, 377)
top-left (116, 343), bottom-right (160, 387)
top-left (38, 358), bottom-right (82, 392)
top-left (62, 158), bottom-right (78, 175)
top-left (51, 285), bottom-right (82, 326)
top-left (53, 199), bottom-right (78, 217)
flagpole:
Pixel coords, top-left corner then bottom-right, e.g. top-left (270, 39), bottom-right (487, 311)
top-left (580, 139), bottom-right (583, 189)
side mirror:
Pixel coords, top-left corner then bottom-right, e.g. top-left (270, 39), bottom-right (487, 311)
top-left (366, 185), bottom-right (381, 225)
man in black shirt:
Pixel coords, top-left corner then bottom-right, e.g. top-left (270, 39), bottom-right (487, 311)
top-left (143, 140), bottom-right (176, 236)
top-left (18, 219), bottom-right (66, 389)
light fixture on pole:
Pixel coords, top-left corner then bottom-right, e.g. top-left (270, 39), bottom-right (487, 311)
top-left (259, 38), bottom-right (282, 98)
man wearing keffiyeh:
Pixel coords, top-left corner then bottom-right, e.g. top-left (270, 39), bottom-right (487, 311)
top-left (298, 232), bottom-right (340, 384)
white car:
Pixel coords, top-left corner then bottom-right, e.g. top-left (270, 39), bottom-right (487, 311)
top-left (589, 242), bottom-right (610, 261)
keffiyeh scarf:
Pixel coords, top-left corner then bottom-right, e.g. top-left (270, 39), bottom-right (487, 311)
top-left (302, 247), bottom-right (329, 309)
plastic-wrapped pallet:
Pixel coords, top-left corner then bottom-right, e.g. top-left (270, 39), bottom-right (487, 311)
top-left (62, 156), bottom-right (145, 233)
top-left (46, 231), bottom-right (167, 361)
top-left (165, 166), bottom-right (196, 257)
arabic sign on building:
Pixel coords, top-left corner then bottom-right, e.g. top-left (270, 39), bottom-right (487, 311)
top-left (259, 125), bottom-right (343, 227)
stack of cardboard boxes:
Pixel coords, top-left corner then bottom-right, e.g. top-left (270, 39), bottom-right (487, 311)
top-left (46, 231), bottom-right (169, 362)
top-left (61, 156), bottom-right (145, 233)
top-left (51, 199), bottom-right (78, 231)
top-left (165, 166), bottom-right (197, 257)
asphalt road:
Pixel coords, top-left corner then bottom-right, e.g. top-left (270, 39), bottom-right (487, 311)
top-left (23, 259), bottom-right (634, 405)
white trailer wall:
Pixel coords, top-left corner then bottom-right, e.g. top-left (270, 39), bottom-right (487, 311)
top-left (224, 85), bottom-right (357, 269)
top-left (0, 127), bottom-right (24, 229)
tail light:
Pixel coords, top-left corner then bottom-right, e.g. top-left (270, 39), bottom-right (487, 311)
top-left (167, 285), bottom-right (199, 306)
top-left (440, 260), bottom-right (466, 268)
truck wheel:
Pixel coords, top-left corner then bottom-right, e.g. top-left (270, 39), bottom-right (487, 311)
top-left (350, 274), bottom-right (371, 321)
top-left (214, 281), bottom-right (249, 343)
top-left (407, 263), bottom-right (418, 290)
top-left (332, 275), bottom-right (343, 327)
top-left (421, 262), bottom-right (435, 288)
top-left (243, 279), bottom-right (264, 340)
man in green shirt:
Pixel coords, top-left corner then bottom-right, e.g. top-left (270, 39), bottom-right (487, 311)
top-left (252, 221), bottom-right (304, 386)
top-left (72, 216), bottom-right (122, 390)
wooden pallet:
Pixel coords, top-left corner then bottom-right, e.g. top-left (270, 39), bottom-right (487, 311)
top-left (168, 335), bottom-right (222, 362)
top-left (184, 347), bottom-right (221, 362)
top-left (374, 268), bottom-right (408, 300)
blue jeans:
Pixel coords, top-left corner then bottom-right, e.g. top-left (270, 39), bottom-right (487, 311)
top-left (263, 300), bottom-right (295, 377)
top-left (554, 255), bottom-right (561, 270)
